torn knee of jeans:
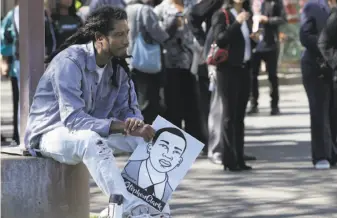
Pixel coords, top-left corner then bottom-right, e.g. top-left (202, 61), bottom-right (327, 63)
top-left (95, 140), bottom-right (112, 158)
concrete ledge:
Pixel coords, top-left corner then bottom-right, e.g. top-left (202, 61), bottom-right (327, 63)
top-left (1, 154), bottom-right (90, 218)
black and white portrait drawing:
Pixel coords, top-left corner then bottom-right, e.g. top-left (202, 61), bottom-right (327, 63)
top-left (122, 116), bottom-right (204, 212)
top-left (122, 127), bottom-right (186, 202)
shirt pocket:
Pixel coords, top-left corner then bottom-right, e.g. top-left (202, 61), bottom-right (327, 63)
top-left (97, 82), bottom-right (118, 111)
top-left (99, 79), bottom-right (112, 100)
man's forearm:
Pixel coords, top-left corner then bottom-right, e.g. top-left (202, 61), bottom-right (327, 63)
top-left (109, 120), bottom-right (126, 134)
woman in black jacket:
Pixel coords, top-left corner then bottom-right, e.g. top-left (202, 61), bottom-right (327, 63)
top-left (300, 0), bottom-right (335, 169)
top-left (318, 3), bottom-right (337, 167)
top-left (212, 0), bottom-right (256, 171)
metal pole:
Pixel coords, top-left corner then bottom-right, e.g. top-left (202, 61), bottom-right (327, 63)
top-left (19, 0), bottom-right (45, 145)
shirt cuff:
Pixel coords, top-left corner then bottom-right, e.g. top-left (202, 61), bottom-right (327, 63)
top-left (101, 118), bottom-right (116, 137)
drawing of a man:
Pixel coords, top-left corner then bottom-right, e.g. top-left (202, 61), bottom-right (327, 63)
top-left (122, 127), bottom-right (187, 202)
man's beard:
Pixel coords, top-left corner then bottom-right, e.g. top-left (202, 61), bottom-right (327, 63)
top-left (111, 49), bottom-right (131, 59)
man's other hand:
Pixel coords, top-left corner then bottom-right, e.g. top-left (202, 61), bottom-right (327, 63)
top-left (129, 124), bottom-right (155, 142)
top-left (125, 118), bottom-right (144, 134)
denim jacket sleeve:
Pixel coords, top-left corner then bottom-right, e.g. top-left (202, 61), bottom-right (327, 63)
top-left (51, 57), bottom-right (113, 137)
top-left (110, 67), bottom-right (143, 121)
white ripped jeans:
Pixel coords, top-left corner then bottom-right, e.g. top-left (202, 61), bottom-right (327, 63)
top-left (39, 127), bottom-right (170, 214)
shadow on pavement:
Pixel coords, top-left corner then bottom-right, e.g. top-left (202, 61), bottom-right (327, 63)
top-left (168, 124), bottom-right (337, 218)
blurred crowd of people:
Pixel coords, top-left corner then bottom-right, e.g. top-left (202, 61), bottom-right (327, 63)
top-left (1, 0), bottom-right (337, 172)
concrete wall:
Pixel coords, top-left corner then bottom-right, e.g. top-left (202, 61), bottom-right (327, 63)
top-left (1, 154), bottom-right (90, 218)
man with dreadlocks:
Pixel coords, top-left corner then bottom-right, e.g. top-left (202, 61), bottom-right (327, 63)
top-left (24, 6), bottom-right (170, 218)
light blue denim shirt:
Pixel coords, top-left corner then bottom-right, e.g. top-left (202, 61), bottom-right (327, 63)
top-left (24, 42), bottom-right (143, 148)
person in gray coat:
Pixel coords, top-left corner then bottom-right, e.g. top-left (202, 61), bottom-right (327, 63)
top-left (154, 0), bottom-right (203, 143)
top-left (125, 0), bottom-right (173, 124)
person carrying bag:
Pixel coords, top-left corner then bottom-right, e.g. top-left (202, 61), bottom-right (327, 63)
top-left (131, 5), bottom-right (162, 74)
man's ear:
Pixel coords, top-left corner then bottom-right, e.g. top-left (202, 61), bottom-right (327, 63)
top-left (177, 157), bottom-right (183, 167)
top-left (147, 142), bottom-right (153, 154)
top-left (95, 32), bottom-right (104, 42)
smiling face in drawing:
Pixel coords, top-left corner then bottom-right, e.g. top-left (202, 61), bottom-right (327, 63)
top-left (147, 129), bottom-right (186, 173)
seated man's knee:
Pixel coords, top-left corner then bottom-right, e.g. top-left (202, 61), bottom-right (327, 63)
top-left (79, 130), bottom-right (102, 143)
top-left (78, 130), bottom-right (113, 159)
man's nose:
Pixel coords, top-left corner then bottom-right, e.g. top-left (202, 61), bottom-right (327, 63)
top-left (123, 36), bottom-right (129, 47)
top-left (162, 153), bottom-right (173, 161)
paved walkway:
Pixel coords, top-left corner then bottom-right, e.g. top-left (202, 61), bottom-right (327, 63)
top-left (90, 84), bottom-right (337, 218)
top-left (1, 80), bottom-right (337, 217)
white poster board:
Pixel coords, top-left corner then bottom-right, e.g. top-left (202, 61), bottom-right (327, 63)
top-left (122, 116), bottom-right (204, 212)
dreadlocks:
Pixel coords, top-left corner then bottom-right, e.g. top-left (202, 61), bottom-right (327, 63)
top-left (45, 5), bottom-right (135, 115)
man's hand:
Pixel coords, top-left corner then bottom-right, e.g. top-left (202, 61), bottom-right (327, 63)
top-left (259, 15), bottom-right (269, 24)
top-left (129, 124), bottom-right (155, 142)
top-left (125, 118), bottom-right (144, 134)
